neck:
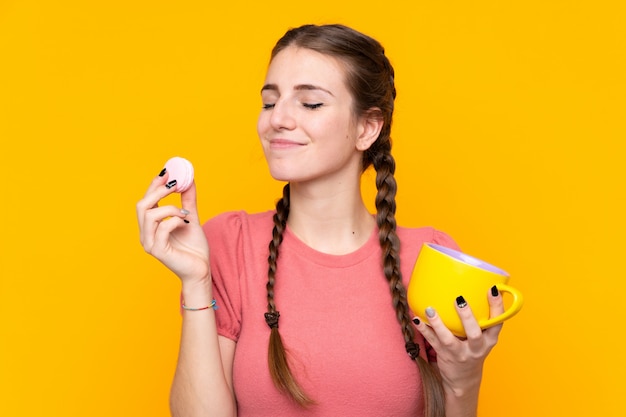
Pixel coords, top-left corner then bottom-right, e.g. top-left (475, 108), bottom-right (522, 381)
top-left (285, 179), bottom-right (377, 255)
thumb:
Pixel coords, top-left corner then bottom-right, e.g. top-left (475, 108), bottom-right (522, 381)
top-left (180, 181), bottom-right (200, 223)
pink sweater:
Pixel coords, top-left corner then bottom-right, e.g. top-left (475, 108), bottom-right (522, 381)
top-left (204, 211), bottom-right (459, 416)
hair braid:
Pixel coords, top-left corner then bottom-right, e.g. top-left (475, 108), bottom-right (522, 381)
top-left (265, 183), bottom-right (313, 406)
top-left (373, 146), bottom-right (446, 417)
top-left (267, 23), bottom-right (446, 415)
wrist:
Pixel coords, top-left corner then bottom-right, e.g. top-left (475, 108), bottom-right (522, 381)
top-left (442, 375), bottom-right (481, 417)
top-left (442, 372), bottom-right (482, 400)
top-left (181, 276), bottom-right (213, 305)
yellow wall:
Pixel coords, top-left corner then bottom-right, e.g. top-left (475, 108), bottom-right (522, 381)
top-left (1, 1), bottom-right (624, 415)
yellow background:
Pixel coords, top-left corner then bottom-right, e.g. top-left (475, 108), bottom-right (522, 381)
top-left (1, 1), bottom-right (624, 415)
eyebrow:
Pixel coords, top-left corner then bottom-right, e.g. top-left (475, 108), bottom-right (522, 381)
top-left (260, 83), bottom-right (334, 96)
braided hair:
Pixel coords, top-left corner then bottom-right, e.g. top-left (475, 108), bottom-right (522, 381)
top-left (264, 24), bottom-right (445, 416)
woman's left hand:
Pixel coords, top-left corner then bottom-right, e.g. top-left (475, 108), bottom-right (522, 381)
top-left (413, 289), bottom-right (504, 398)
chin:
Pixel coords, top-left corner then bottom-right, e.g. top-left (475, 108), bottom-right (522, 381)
top-left (267, 168), bottom-right (313, 184)
top-left (266, 163), bottom-right (304, 182)
top-left (268, 171), bottom-right (297, 182)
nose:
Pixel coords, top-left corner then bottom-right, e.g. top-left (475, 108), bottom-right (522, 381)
top-left (269, 99), bottom-right (296, 131)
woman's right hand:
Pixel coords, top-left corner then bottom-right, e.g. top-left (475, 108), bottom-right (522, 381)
top-left (136, 171), bottom-right (210, 284)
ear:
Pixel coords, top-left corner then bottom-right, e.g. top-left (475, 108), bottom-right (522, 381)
top-left (355, 108), bottom-right (384, 151)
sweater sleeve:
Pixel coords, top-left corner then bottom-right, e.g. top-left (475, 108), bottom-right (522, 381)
top-left (203, 212), bottom-right (246, 342)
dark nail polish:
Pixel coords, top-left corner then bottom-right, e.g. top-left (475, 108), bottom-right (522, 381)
top-left (491, 285), bottom-right (499, 297)
top-left (183, 219), bottom-right (190, 224)
top-left (412, 317), bottom-right (420, 325)
top-left (456, 295), bottom-right (468, 308)
top-left (165, 180), bottom-right (177, 189)
top-left (158, 168), bottom-right (166, 177)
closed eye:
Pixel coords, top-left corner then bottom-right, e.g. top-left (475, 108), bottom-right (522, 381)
top-left (303, 103), bottom-right (323, 110)
top-left (262, 103), bottom-right (275, 110)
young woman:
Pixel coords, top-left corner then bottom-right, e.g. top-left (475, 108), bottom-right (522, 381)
top-left (137, 24), bottom-right (504, 417)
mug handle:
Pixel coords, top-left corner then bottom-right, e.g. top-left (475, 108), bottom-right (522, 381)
top-left (478, 284), bottom-right (524, 330)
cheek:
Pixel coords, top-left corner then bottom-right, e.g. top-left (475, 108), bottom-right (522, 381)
top-left (309, 115), bottom-right (348, 138)
top-left (257, 112), bottom-right (269, 137)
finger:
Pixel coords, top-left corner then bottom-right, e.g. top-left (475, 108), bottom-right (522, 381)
top-left (488, 285), bottom-right (505, 317)
top-left (483, 322), bottom-right (503, 343)
top-left (484, 286), bottom-right (505, 340)
top-left (454, 296), bottom-right (483, 346)
top-left (140, 205), bottom-right (190, 251)
top-left (136, 172), bottom-right (177, 230)
top-left (142, 167), bottom-right (171, 199)
top-left (180, 181), bottom-right (201, 224)
top-left (422, 307), bottom-right (458, 346)
top-left (412, 316), bottom-right (440, 351)
top-left (151, 215), bottom-right (189, 256)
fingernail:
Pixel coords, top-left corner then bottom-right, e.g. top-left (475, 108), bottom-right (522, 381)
top-left (412, 317), bottom-right (420, 325)
top-left (158, 168), bottom-right (166, 177)
top-left (165, 180), bottom-right (177, 189)
top-left (491, 285), bottom-right (499, 297)
top-left (456, 295), bottom-right (468, 308)
top-left (183, 219), bottom-right (190, 224)
top-left (425, 307), bottom-right (436, 318)
top-left (181, 209), bottom-right (190, 215)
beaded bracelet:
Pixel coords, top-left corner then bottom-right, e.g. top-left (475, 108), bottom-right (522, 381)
top-left (181, 299), bottom-right (218, 311)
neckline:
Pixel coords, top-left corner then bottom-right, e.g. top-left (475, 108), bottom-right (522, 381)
top-left (282, 224), bottom-right (380, 268)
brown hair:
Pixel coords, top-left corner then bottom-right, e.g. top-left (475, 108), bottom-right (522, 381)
top-left (264, 24), bottom-right (445, 416)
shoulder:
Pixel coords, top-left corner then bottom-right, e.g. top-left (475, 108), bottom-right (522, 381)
top-left (397, 225), bottom-right (461, 252)
top-left (203, 210), bottom-right (276, 242)
top-left (397, 225), bottom-right (461, 283)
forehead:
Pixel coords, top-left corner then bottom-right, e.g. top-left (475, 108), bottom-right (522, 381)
top-left (264, 46), bottom-right (349, 91)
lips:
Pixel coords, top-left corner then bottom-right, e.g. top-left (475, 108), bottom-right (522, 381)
top-left (268, 138), bottom-right (305, 149)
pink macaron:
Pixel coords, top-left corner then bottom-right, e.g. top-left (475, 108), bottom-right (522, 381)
top-left (164, 157), bottom-right (194, 192)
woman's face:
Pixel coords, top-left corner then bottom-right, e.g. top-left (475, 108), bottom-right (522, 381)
top-left (257, 46), bottom-right (367, 185)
